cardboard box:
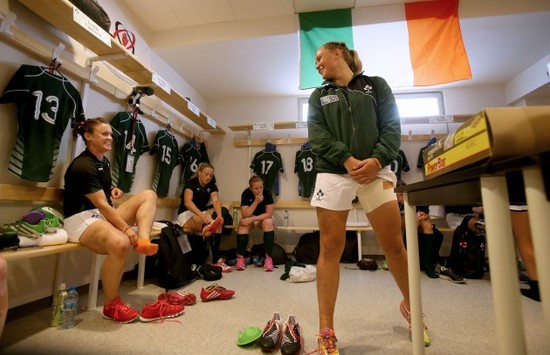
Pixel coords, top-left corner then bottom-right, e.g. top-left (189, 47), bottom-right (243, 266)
top-left (423, 106), bottom-right (550, 179)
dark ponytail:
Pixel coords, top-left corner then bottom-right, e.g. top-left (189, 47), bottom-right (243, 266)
top-left (73, 117), bottom-right (109, 141)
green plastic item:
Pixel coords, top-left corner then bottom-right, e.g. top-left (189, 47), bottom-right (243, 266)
top-left (236, 326), bottom-right (262, 346)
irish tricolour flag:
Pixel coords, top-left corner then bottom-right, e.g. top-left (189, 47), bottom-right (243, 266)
top-left (299, 0), bottom-right (472, 90)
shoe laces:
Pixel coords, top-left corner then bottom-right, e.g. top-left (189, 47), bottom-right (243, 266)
top-left (317, 329), bottom-right (338, 353)
top-left (400, 301), bottom-right (429, 331)
top-left (110, 299), bottom-right (134, 318)
top-left (282, 323), bottom-right (297, 344)
top-left (149, 301), bottom-right (183, 325)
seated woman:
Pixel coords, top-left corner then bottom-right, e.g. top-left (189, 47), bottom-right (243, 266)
top-left (64, 118), bottom-right (183, 323)
top-left (236, 175), bottom-right (276, 272)
top-left (176, 162), bottom-right (229, 267)
top-left (396, 184), bottom-right (448, 280)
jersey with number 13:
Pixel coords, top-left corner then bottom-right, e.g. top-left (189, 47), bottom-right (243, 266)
top-left (0, 65), bottom-right (85, 182)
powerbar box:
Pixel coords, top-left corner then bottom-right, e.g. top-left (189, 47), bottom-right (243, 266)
top-left (423, 106), bottom-right (550, 179)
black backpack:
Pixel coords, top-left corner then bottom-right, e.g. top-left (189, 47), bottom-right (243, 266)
top-left (251, 243), bottom-right (291, 265)
top-left (293, 231), bottom-right (320, 264)
top-left (192, 263), bottom-right (222, 281)
top-left (155, 222), bottom-right (195, 290)
top-left (340, 231), bottom-right (359, 263)
top-left (293, 231), bottom-right (359, 264)
top-left (446, 215), bottom-right (486, 279)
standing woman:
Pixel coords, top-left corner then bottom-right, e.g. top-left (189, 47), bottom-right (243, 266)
top-left (177, 162), bottom-right (228, 265)
top-left (307, 42), bottom-right (430, 353)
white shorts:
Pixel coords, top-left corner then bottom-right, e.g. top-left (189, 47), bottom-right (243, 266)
top-left (176, 210), bottom-right (196, 227)
top-left (311, 168), bottom-right (397, 213)
top-left (509, 205), bottom-right (528, 212)
top-left (64, 209), bottom-right (105, 243)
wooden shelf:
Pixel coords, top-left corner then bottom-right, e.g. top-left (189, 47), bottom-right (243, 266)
top-left (229, 121), bottom-right (306, 131)
top-left (0, 184), bottom-right (179, 207)
top-left (230, 115), bottom-right (474, 146)
top-left (17, 0), bottom-right (224, 135)
top-left (230, 200), bottom-right (363, 209)
top-left (233, 138), bottom-right (308, 147)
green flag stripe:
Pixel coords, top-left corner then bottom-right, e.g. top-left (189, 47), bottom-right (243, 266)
top-left (299, 9), bottom-right (354, 90)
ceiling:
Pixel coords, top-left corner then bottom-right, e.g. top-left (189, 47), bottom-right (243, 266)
top-left (118, 0), bottom-right (550, 102)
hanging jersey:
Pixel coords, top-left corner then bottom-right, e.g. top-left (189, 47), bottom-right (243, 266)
top-left (417, 137), bottom-right (437, 172)
top-left (390, 149), bottom-right (410, 181)
top-left (150, 129), bottom-right (180, 197)
top-left (294, 145), bottom-right (318, 198)
top-left (110, 112), bottom-right (150, 193)
top-left (250, 150), bottom-right (284, 199)
top-left (178, 139), bottom-right (211, 194)
top-left (0, 65), bottom-right (85, 182)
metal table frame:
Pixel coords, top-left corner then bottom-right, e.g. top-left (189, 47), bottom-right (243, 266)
top-left (396, 152), bottom-right (550, 355)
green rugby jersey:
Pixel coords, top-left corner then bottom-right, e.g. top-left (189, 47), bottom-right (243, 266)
top-left (0, 65), bottom-right (85, 182)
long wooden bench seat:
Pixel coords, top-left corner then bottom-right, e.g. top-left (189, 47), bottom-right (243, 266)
top-left (227, 200), bottom-right (454, 260)
top-left (0, 183), bottom-right (179, 309)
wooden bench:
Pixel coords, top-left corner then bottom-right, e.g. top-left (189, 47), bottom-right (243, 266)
top-left (0, 184), bottom-right (102, 309)
top-left (0, 184), bottom-right (179, 309)
top-left (229, 200), bottom-right (453, 260)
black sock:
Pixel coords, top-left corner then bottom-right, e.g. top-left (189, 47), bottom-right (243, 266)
top-left (520, 280), bottom-right (540, 302)
top-left (209, 233), bottom-right (221, 262)
top-left (237, 234), bottom-right (249, 255)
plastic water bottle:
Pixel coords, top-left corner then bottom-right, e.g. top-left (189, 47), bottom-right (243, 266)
top-left (284, 210), bottom-right (289, 227)
top-left (233, 208), bottom-right (239, 225)
top-left (51, 283), bottom-right (67, 327)
top-left (62, 287), bottom-right (78, 329)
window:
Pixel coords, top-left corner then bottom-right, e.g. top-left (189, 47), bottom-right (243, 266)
top-left (298, 92), bottom-right (445, 122)
top-left (298, 97), bottom-right (309, 121)
top-left (394, 92), bottom-right (444, 120)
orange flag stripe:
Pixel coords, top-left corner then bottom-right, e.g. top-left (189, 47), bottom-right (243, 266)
top-left (405, 0), bottom-right (472, 86)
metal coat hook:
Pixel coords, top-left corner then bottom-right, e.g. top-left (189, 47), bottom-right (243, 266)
top-left (88, 65), bottom-right (100, 83)
top-left (50, 42), bottom-right (65, 71)
top-left (0, 11), bottom-right (17, 35)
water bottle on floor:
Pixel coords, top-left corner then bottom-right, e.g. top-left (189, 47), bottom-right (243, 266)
top-left (284, 210), bottom-right (289, 227)
top-left (51, 283), bottom-right (67, 327)
top-left (62, 287), bottom-right (78, 329)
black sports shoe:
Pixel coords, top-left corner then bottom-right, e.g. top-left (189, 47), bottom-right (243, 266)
top-left (474, 220), bottom-right (486, 235)
top-left (438, 266), bottom-right (465, 284)
top-left (280, 315), bottom-right (302, 355)
top-left (259, 312), bottom-right (282, 352)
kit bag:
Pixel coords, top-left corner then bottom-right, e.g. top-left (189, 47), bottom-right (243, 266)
top-left (293, 230), bottom-right (359, 264)
top-left (69, 0), bottom-right (111, 32)
top-left (192, 263), bottom-right (222, 281)
top-left (251, 243), bottom-right (290, 265)
top-left (446, 215), bottom-right (487, 279)
top-left (340, 231), bottom-right (359, 263)
top-left (293, 231), bottom-right (320, 264)
top-left (155, 222), bottom-right (195, 290)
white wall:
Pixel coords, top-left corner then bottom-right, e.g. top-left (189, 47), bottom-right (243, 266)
top-left (0, 0), bottom-right (193, 307)
top-left (206, 85), bottom-right (512, 254)
top-left (1, 0), bottom-right (549, 308)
